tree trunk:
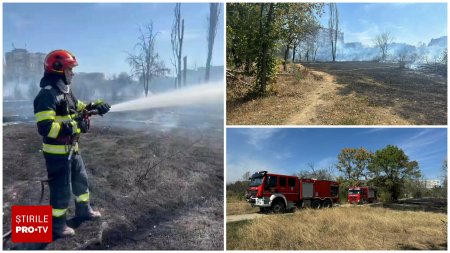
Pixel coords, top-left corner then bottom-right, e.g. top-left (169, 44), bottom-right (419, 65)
top-left (292, 45), bottom-right (296, 63)
top-left (329, 3), bottom-right (339, 62)
top-left (172, 4), bottom-right (184, 89)
top-left (258, 3), bottom-right (274, 94)
top-left (175, 18), bottom-right (184, 88)
top-left (183, 56), bottom-right (187, 86)
top-left (283, 45), bottom-right (290, 72)
top-left (259, 4), bottom-right (267, 93)
top-left (205, 3), bottom-right (219, 83)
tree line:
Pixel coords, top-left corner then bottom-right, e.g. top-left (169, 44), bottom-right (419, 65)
top-left (227, 3), bottom-right (335, 96)
top-left (128, 3), bottom-right (221, 96)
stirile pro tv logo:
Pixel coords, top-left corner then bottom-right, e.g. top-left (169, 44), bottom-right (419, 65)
top-left (12, 206), bottom-right (52, 243)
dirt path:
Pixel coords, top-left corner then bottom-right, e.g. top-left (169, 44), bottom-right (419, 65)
top-left (227, 213), bottom-right (266, 223)
top-left (286, 70), bottom-right (339, 124)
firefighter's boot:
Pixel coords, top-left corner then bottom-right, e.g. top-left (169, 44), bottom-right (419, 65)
top-left (75, 202), bottom-right (101, 220)
top-left (53, 215), bottom-right (75, 238)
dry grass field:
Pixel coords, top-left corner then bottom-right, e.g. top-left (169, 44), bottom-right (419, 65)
top-left (227, 198), bottom-right (259, 216)
top-left (227, 62), bottom-right (446, 125)
top-left (227, 206), bottom-right (447, 250)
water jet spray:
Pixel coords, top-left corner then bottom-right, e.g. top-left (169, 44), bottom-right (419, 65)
top-left (110, 83), bottom-right (223, 112)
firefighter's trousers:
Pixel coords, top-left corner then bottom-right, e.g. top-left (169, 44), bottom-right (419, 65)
top-left (45, 153), bottom-right (91, 230)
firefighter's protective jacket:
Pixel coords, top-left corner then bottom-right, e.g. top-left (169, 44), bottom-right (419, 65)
top-left (33, 73), bottom-right (87, 159)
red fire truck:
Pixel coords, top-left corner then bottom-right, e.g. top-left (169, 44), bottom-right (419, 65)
top-left (245, 171), bottom-right (340, 212)
top-left (348, 186), bottom-right (377, 204)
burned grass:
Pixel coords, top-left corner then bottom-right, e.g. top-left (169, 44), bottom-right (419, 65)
top-left (305, 62), bottom-right (447, 125)
top-left (227, 206), bottom-right (447, 250)
top-left (3, 123), bottom-right (223, 250)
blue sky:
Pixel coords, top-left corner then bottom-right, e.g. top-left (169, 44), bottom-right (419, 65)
top-left (227, 128), bottom-right (447, 183)
top-left (3, 3), bottom-right (224, 77)
top-left (318, 3), bottom-right (447, 46)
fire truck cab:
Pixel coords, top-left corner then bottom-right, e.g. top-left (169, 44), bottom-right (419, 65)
top-left (246, 171), bottom-right (340, 213)
top-left (348, 186), bottom-right (377, 204)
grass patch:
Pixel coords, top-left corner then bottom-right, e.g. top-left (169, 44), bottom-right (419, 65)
top-left (226, 206), bottom-right (447, 250)
top-left (227, 64), bottom-right (322, 125)
top-left (227, 199), bottom-right (259, 216)
top-left (226, 220), bottom-right (251, 250)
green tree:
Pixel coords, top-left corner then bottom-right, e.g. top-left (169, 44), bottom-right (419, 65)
top-left (336, 175), bottom-right (350, 203)
top-left (368, 145), bottom-right (421, 201)
top-left (336, 147), bottom-right (372, 185)
top-left (226, 3), bottom-right (260, 73)
top-left (279, 3), bottom-right (323, 71)
top-left (227, 3), bottom-right (323, 95)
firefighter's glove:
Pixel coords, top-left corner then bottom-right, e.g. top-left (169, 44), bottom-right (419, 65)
top-left (76, 118), bottom-right (89, 133)
top-left (96, 103), bottom-right (111, 116)
top-left (60, 121), bottom-right (80, 136)
top-left (88, 99), bottom-right (111, 116)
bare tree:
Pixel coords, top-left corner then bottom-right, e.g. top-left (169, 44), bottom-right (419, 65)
top-left (242, 171), bottom-right (251, 181)
top-left (205, 3), bottom-right (221, 83)
top-left (328, 3), bottom-right (339, 62)
top-left (374, 32), bottom-right (394, 62)
top-left (297, 162), bottom-right (335, 181)
top-left (171, 3), bottom-right (185, 88)
top-left (127, 23), bottom-right (169, 97)
top-left (441, 49), bottom-right (447, 64)
top-left (305, 26), bottom-right (321, 62)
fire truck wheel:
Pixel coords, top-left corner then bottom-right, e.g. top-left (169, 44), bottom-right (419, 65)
top-left (271, 200), bottom-right (286, 213)
top-left (311, 199), bottom-right (321, 209)
top-left (323, 199), bottom-right (332, 208)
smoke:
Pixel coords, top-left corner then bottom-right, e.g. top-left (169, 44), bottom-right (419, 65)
top-left (313, 36), bottom-right (447, 66)
top-left (110, 82), bottom-right (224, 112)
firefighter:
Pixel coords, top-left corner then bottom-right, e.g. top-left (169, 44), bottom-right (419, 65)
top-left (33, 50), bottom-right (111, 238)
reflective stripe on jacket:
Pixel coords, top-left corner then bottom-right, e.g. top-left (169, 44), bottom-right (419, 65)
top-left (33, 75), bottom-right (86, 158)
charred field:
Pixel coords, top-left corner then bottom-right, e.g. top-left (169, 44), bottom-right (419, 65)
top-left (3, 109), bottom-right (224, 250)
top-left (303, 61), bottom-right (447, 125)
